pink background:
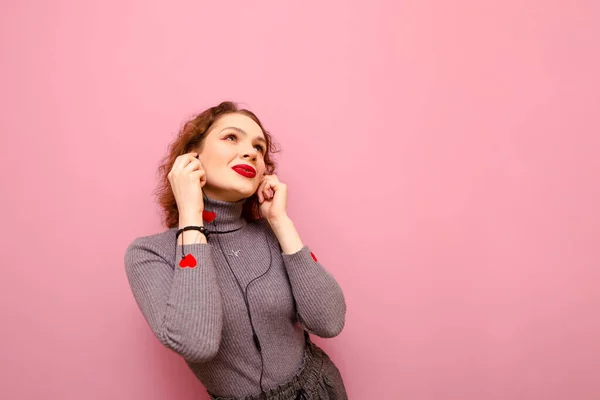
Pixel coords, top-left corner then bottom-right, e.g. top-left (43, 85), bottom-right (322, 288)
top-left (1, 1), bottom-right (599, 399)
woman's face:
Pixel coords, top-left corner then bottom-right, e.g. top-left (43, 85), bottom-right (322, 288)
top-left (197, 112), bottom-right (268, 202)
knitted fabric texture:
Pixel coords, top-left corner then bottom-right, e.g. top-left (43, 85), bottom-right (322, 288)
top-left (125, 196), bottom-right (346, 398)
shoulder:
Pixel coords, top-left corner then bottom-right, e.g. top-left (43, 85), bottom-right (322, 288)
top-left (124, 228), bottom-right (178, 268)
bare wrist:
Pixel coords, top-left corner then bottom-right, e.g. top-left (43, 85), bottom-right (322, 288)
top-left (267, 214), bottom-right (291, 229)
top-left (179, 210), bottom-right (204, 228)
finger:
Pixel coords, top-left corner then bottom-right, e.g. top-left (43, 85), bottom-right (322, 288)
top-left (190, 169), bottom-right (207, 187)
top-left (183, 158), bottom-right (202, 173)
top-left (171, 155), bottom-right (185, 171)
top-left (268, 181), bottom-right (285, 200)
top-left (257, 178), bottom-right (268, 203)
top-left (173, 153), bottom-right (198, 172)
top-left (264, 181), bottom-right (274, 200)
top-left (182, 156), bottom-right (200, 172)
top-left (181, 153), bottom-right (199, 170)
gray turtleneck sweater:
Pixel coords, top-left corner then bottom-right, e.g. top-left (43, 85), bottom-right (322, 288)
top-left (124, 197), bottom-right (346, 397)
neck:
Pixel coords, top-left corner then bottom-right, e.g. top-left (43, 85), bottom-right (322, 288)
top-left (201, 195), bottom-right (247, 232)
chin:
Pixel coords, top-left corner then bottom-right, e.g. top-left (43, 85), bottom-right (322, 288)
top-left (224, 184), bottom-right (256, 200)
top-left (208, 175), bottom-right (258, 201)
top-left (236, 188), bottom-right (257, 200)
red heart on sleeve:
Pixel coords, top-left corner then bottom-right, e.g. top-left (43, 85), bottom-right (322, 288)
top-left (310, 252), bottom-right (318, 262)
top-left (179, 254), bottom-right (197, 268)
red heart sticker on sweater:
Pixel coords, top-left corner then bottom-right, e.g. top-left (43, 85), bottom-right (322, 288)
top-left (202, 210), bottom-right (216, 223)
top-left (310, 252), bottom-right (318, 262)
top-left (179, 254), bottom-right (197, 268)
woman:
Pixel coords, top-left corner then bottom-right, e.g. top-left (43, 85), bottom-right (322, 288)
top-left (124, 101), bottom-right (348, 400)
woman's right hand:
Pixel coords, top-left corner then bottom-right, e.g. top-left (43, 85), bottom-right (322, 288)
top-left (168, 152), bottom-right (207, 219)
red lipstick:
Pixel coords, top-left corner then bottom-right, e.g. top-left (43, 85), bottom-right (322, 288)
top-left (232, 164), bottom-right (257, 178)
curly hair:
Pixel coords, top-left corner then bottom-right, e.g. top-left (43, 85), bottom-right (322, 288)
top-left (154, 101), bottom-right (280, 229)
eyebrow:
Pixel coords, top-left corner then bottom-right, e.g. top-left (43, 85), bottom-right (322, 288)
top-left (220, 126), bottom-right (267, 146)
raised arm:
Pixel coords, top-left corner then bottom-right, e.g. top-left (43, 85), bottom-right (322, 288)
top-left (124, 233), bottom-right (223, 363)
top-left (256, 174), bottom-right (346, 337)
top-left (268, 215), bottom-right (346, 338)
top-left (281, 244), bottom-right (346, 338)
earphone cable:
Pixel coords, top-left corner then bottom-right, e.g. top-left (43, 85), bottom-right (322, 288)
top-left (206, 194), bottom-right (273, 398)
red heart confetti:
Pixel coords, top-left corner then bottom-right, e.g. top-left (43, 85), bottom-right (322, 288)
top-left (202, 210), bottom-right (216, 223)
top-left (179, 254), bottom-right (197, 268)
top-left (310, 252), bottom-right (318, 262)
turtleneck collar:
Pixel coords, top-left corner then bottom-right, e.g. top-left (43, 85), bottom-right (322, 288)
top-left (200, 195), bottom-right (247, 232)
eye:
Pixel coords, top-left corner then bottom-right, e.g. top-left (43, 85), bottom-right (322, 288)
top-left (224, 133), bottom-right (265, 154)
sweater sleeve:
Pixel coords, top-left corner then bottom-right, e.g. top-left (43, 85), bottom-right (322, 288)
top-left (124, 238), bottom-right (223, 363)
top-left (281, 246), bottom-right (346, 338)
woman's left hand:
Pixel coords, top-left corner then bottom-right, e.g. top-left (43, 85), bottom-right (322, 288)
top-left (257, 174), bottom-right (288, 222)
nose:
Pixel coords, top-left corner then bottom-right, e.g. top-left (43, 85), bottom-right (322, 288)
top-left (242, 147), bottom-right (258, 162)
top-left (243, 153), bottom-right (257, 163)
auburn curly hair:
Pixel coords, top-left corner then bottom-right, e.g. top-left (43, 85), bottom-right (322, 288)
top-left (154, 101), bottom-right (280, 229)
